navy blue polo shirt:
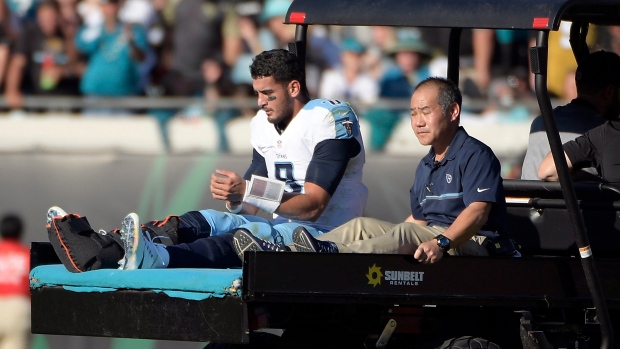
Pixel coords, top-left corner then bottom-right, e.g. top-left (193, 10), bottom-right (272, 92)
top-left (410, 127), bottom-right (507, 235)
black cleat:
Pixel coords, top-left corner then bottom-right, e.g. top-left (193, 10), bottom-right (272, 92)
top-left (292, 226), bottom-right (339, 253)
top-left (233, 229), bottom-right (290, 261)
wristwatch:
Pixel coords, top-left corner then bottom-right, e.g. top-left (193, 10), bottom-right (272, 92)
top-left (434, 234), bottom-right (451, 252)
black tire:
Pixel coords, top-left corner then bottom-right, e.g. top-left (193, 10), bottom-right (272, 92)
top-left (435, 336), bottom-right (501, 349)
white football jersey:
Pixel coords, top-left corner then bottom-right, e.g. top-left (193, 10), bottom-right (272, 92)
top-left (250, 98), bottom-right (368, 231)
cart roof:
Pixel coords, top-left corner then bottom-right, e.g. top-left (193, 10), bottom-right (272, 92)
top-left (285, 0), bottom-right (620, 30)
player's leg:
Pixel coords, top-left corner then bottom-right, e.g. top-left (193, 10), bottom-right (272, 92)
top-left (166, 232), bottom-right (242, 268)
top-left (46, 206), bottom-right (124, 272)
top-left (231, 228), bottom-right (291, 262)
top-left (120, 212), bottom-right (244, 269)
top-left (142, 209), bottom-right (262, 245)
top-left (229, 222), bottom-right (323, 257)
top-left (191, 209), bottom-right (275, 238)
top-left (270, 223), bottom-right (323, 246)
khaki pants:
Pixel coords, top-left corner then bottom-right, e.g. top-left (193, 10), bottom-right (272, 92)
top-left (0, 296), bottom-right (30, 349)
top-left (319, 217), bottom-right (488, 256)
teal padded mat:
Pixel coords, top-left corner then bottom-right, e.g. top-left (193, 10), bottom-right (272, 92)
top-left (30, 264), bottom-right (242, 301)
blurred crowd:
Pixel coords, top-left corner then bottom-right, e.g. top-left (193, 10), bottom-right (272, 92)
top-left (1, 0), bottom-right (620, 151)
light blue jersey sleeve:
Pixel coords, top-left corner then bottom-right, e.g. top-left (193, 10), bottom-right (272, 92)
top-left (304, 99), bottom-right (360, 140)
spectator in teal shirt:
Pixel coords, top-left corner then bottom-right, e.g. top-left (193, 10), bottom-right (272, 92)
top-left (75, 0), bottom-right (149, 113)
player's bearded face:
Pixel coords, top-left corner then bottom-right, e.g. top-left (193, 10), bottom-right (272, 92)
top-left (253, 76), bottom-right (295, 125)
top-left (267, 89), bottom-right (295, 125)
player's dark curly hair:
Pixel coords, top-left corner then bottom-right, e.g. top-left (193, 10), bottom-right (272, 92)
top-left (250, 49), bottom-right (309, 97)
top-left (416, 77), bottom-right (462, 114)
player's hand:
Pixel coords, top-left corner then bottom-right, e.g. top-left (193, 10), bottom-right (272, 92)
top-left (413, 240), bottom-right (443, 264)
top-left (211, 169), bottom-right (246, 202)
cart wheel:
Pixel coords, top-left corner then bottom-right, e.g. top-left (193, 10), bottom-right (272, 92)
top-left (435, 336), bottom-right (501, 349)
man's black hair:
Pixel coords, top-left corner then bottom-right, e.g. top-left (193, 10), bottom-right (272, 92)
top-left (416, 77), bottom-right (462, 114)
top-left (575, 50), bottom-right (620, 95)
top-left (1, 214), bottom-right (23, 240)
top-left (250, 49), bottom-right (310, 97)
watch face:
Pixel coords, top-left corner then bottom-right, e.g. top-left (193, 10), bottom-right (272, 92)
top-left (436, 235), bottom-right (450, 251)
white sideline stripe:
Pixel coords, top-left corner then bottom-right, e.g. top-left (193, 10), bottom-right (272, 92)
top-left (168, 117), bottom-right (219, 153)
top-left (383, 114), bottom-right (533, 157)
top-left (0, 114), bottom-right (165, 154)
top-left (225, 117), bottom-right (253, 154)
top-left (0, 113), bottom-right (534, 156)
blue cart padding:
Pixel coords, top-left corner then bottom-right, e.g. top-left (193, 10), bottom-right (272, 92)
top-left (30, 265), bottom-right (242, 301)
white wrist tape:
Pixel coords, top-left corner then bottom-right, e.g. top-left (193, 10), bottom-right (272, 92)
top-left (242, 175), bottom-right (285, 213)
top-left (225, 201), bottom-right (242, 214)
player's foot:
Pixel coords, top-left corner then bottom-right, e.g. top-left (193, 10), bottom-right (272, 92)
top-left (233, 228), bottom-right (290, 261)
top-left (46, 206), bottom-right (67, 228)
top-left (120, 213), bottom-right (168, 270)
top-left (292, 226), bottom-right (339, 253)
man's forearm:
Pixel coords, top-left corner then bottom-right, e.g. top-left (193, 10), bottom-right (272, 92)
top-left (538, 151), bottom-right (572, 181)
top-left (441, 202), bottom-right (491, 247)
top-left (275, 191), bottom-right (329, 221)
